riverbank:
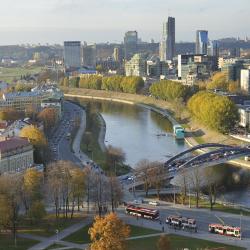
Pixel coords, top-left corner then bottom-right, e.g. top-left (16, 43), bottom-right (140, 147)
top-left (62, 87), bottom-right (250, 169)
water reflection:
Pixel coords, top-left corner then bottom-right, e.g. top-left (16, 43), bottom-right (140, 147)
top-left (73, 98), bottom-right (187, 167)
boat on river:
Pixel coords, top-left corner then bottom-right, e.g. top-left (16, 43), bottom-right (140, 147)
top-left (173, 124), bottom-right (185, 140)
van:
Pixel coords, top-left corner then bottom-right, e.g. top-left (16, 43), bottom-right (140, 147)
top-left (149, 201), bottom-right (159, 206)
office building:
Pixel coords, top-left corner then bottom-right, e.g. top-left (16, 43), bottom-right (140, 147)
top-left (241, 69), bottom-right (250, 93)
top-left (0, 137), bottom-right (34, 173)
top-left (82, 44), bottom-right (96, 69)
top-left (125, 54), bottom-right (146, 77)
top-left (159, 17), bottom-right (175, 61)
top-left (124, 31), bottom-right (138, 60)
top-left (196, 30), bottom-right (208, 55)
top-left (113, 47), bottom-right (123, 63)
top-left (178, 54), bottom-right (218, 81)
top-left (64, 41), bottom-right (81, 69)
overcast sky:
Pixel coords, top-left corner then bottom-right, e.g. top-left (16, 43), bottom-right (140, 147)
top-left (0, 0), bottom-right (249, 45)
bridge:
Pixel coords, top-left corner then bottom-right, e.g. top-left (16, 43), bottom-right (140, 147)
top-left (127, 143), bottom-right (250, 189)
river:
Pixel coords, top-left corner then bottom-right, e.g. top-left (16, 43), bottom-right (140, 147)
top-left (72, 98), bottom-right (250, 207)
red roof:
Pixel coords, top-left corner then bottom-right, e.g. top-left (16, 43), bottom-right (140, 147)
top-left (0, 137), bottom-right (31, 153)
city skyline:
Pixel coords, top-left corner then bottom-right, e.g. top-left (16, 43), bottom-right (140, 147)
top-left (0, 0), bottom-right (249, 45)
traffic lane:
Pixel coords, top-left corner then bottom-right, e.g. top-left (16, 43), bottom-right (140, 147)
top-left (139, 204), bottom-right (250, 237)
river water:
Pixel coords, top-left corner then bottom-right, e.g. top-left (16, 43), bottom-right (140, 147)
top-left (72, 98), bottom-right (250, 207)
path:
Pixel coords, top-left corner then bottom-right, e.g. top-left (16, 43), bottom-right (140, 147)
top-left (25, 218), bottom-right (92, 250)
top-left (72, 107), bottom-right (91, 164)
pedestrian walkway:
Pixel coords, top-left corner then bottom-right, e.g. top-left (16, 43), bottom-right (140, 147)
top-left (72, 108), bottom-right (91, 163)
top-left (26, 218), bottom-right (93, 250)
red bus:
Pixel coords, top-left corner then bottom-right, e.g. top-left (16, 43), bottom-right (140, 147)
top-left (125, 205), bottom-right (159, 220)
top-left (209, 224), bottom-right (241, 238)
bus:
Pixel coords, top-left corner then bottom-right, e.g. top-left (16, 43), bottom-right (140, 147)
top-left (166, 215), bottom-right (197, 232)
top-left (125, 205), bottom-right (159, 220)
top-left (209, 224), bottom-right (241, 238)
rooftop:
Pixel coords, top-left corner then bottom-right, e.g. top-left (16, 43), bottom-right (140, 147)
top-left (0, 137), bottom-right (31, 154)
top-left (3, 91), bottom-right (40, 100)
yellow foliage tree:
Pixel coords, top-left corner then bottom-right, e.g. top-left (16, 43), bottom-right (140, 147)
top-left (20, 125), bottom-right (47, 148)
top-left (88, 213), bottom-right (130, 250)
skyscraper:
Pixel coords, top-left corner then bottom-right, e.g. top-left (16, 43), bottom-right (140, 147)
top-left (159, 17), bottom-right (175, 61)
top-left (82, 44), bottom-right (96, 69)
top-left (124, 31), bottom-right (138, 60)
top-left (64, 41), bottom-right (81, 69)
top-left (196, 30), bottom-right (208, 55)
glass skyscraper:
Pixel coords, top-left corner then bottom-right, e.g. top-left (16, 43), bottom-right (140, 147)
top-left (196, 30), bottom-right (208, 55)
top-left (159, 17), bottom-right (175, 61)
top-left (64, 41), bottom-right (81, 69)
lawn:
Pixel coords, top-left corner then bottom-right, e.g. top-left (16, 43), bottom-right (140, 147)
top-left (18, 213), bottom-right (86, 237)
top-left (0, 234), bottom-right (38, 250)
top-left (127, 234), bottom-right (245, 250)
top-left (63, 224), bottom-right (160, 244)
top-left (45, 244), bottom-right (65, 250)
top-left (0, 66), bottom-right (43, 82)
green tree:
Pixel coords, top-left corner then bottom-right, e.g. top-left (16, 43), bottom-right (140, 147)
top-left (28, 201), bottom-right (46, 223)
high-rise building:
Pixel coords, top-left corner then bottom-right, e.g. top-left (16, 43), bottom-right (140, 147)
top-left (82, 44), bottom-right (96, 69)
top-left (241, 69), bottom-right (250, 93)
top-left (159, 17), bottom-right (175, 61)
top-left (64, 41), bottom-right (81, 69)
top-left (196, 30), bottom-right (208, 54)
top-left (124, 31), bottom-right (138, 60)
top-left (113, 47), bottom-right (123, 63)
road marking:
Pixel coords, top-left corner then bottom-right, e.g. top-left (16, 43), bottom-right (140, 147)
top-left (215, 214), bottom-right (225, 225)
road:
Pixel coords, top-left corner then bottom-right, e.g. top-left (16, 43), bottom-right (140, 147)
top-left (48, 101), bottom-right (83, 165)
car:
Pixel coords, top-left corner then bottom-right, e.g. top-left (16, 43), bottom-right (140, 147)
top-left (133, 199), bottom-right (143, 204)
top-left (149, 201), bottom-right (159, 206)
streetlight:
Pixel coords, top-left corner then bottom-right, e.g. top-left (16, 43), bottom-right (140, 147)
top-left (240, 211), bottom-right (242, 240)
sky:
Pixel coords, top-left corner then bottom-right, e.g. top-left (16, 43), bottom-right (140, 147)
top-left (0, 0), bottom-right (249, 45)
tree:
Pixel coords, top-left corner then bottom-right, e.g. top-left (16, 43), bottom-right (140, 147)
top-left (106, 145), bottom-right (126, 174)
top-left (88, 213), bottom-right (130, 250)
top-left (157, 235), bottom-right (170, 250)
top-left (149, 162), bottom-right (165, 199)
top-left (206, 72), bottom-right (228, 91)
top-left (0, 174), bottom-right (22, 244)
top-left (28, 201), bottom-right (46, 223)
top-left (191, 167), bottom-right (201, 208)
top-left (187, 91), bottom-right (239, 133)
top-left (20, 125), bottom-right (47, 163)
top-left (136, 159), bottom-right (152, 197)
top-left (0, 108), bottom-right (24, 121)
top-left (107, 174), bottom-right (123, 212)
top-left (38, 108), bottom-right (58, 132)
top-left (83, 131), bottom-right (92, 151)
top-left (20, 125), bottom-right (47, 148)
top-left (21, 168), bottom-right (43, 214)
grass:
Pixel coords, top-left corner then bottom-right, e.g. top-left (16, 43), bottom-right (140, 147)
top-left (63, 224), bottom-right (160, 244)
top-left (0, 66), bottom-right (43, 82)
top-left (18, 213), bottom-right (86, 237)
top-left (63, 223), bottom-right (244, 250)
top-left (127, 234), bottom-right (245, 250)
top-left (0, 234), bottom-right (38, 250)
top-left (45, 244), bottom-right (65, 250)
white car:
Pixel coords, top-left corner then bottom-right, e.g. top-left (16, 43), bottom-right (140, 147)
top-left (149, 201), bottom-right (159, 206)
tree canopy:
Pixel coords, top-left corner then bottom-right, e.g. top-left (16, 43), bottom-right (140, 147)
top-left (149, 80), bottom-right (195, 101)
top-left (187, 91), bottom-right (239, 133)
top-left (88, 213), bottom-right (130, 250)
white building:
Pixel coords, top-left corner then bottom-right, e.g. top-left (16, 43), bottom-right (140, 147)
top-left (241, 69), bottom-right (250, 93)
top-left (125, 54), bottom-right (146, 77)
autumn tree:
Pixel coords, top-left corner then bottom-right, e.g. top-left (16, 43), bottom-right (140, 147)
top-left (21, 168), bottom-right (43, 214)
top-left (0, 108), bottom-right (24, 121)
top-left (20, 125), bottom-right (47, 163)
top-left (38, 107), bottom-right (58, 132)
top-left (206, 72), bottom-right (228, 91)
top-left (157, 235), bottom-right (170, 250)
top-left (28, 201), bottom-right (46, 223)
top-left (89, 213), bottom-right (130, 250)
top-left (188, 91), bottom-right (239, 133)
